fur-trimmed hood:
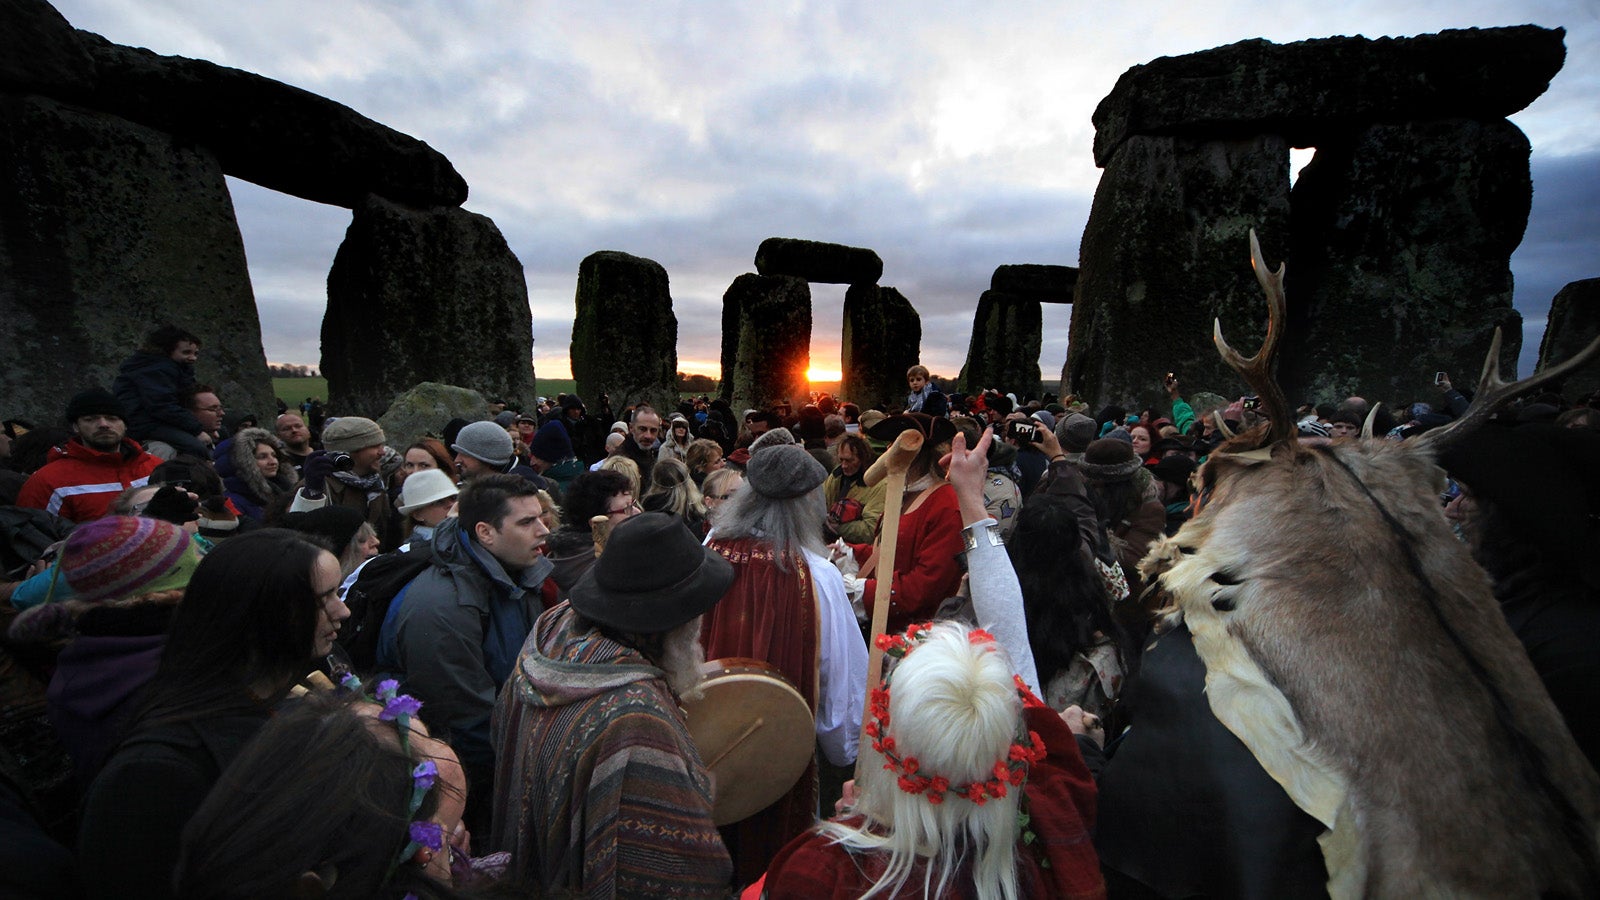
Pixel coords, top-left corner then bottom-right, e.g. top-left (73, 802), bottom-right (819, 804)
top-left (215, 427), bottom-right (299, 511)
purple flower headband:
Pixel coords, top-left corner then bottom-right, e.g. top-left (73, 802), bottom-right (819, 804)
top-left (339, 674), bottom-right (445, 879)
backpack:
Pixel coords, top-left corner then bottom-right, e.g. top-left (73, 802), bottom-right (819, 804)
top-left (337, 547), bottom-right (432, 673)
top-left (0, 507), bottom-right (73, 580)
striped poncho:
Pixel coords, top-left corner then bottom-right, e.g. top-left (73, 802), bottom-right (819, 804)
top-left (490, 602), bottom-right (731, 898)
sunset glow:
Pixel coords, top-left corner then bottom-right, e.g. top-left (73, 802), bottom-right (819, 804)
top-left (806, 367), bottom-right (843, 382)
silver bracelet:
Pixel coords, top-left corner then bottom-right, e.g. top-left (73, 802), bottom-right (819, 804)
top-left (962, 521), bottom-right (1003, 552)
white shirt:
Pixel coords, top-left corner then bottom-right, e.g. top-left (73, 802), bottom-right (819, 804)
top-left (805, 547), bottom-right (868, 767)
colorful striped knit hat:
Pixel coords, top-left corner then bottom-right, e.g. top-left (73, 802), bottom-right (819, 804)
top-left (61, 516), bottom-right (198, 602)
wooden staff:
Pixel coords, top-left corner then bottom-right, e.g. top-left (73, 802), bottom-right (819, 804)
top-left (854, 428), bottom-right (923, 782)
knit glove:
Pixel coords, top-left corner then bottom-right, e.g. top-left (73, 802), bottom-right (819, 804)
top-left (302, 451), bottom-right (335, 495)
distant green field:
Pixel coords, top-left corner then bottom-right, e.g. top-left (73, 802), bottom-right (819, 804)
top-left (274, 377), bottom-right (328, 407)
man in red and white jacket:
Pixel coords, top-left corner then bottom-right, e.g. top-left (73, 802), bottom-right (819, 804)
top-left (18, 389), bottom-right (163, 523)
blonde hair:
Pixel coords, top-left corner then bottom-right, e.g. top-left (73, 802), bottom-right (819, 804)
top-left (340, 522), bottom-right (379, 578)
top-left (535, 489), bottom-right (562, 531)
top-left (598, 455), bottom-right (641, 499)
top-left (820, 622), bottom-right (1025, 899)
top-left (640, 457), bottom-right (705, 520)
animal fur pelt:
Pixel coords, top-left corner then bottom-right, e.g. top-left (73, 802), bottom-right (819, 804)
top-left (1141, 432), bottom-right (1600, 898)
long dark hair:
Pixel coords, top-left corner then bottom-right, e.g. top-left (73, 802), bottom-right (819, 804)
top-left (132, 529), bottom-right (330, 729)
top-left (1007, 495), bottom-right (1122, 688)
top-left (175, 694), bottom-right (470, 899)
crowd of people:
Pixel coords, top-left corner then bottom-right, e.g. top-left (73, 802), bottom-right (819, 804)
top-left (0, 323), bottom-right (1597, 898)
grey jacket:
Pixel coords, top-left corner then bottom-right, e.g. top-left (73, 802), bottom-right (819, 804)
top-left (381, 517), bottom-right (553, 771)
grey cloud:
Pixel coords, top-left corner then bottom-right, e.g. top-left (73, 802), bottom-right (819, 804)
top-left (1512, 150), bottom-right (1600, 373)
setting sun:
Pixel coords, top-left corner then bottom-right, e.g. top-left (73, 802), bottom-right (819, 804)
top-left (806, 367), bottom-right (843, 383)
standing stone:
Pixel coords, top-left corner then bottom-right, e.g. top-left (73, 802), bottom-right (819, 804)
top-left (0, 93), bottom-right (273, 424)
top-left (1537, 278), bottom-right (1600, 400)
top-left (754, 238), bottom-right (883, 285)
top-left (1282, 118), bottom-right (1528, 403)
top-left (842, 284), bottom-right (921, 410)
top-left (723, 274), bottom-right (811, 414)
top-left (324, 195), bottom-right (534, 418)
top-left (991, 265), bottom-right (1077, 303)
top-left (1065, 134), bottom-right (1291, 408)
top-left (570, 251), bottom-right (678, 414)
top-left (960, 292), bottom-right (1043, 397)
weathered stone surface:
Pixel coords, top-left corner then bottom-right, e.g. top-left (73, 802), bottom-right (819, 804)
top-left (377, 382), bottom-right (488, 451)
top-left (842, 284), bottom-right (921, 410)
top-left (0, 93), bottom-right (274, 425)
top-left (1064, 133), bottom-right (1291, 409)
top-left (571, 250), bottom-right (679, 414)
top-left (754, 237), bottom-right (882, 285)
top-left (1536, 278), bottom-right (1600, 400)
top-left (991, 265), bottom-right (1077, 302)
top-left (0, 0), bottom-right (95, 98)
top-left (1281, 118), bottom-right (1527, 404)
top-left (323, 195), bottom-right (534, 417)
top-left (62, 31), bottom-right (467, 209)
top-left (960, 291), bottom-right (1043, 397)
top-left (1093, 26), bottom-right (1565, 166)
top-left (723, 274), bottom-right (811, 414)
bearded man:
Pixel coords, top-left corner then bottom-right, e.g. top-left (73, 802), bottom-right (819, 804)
top-left (18, 389), bottom-right (162, 522)
top-left (490, 512), bottom-right (735, 898)
top-left (702, 442), bottom-right (868, 884)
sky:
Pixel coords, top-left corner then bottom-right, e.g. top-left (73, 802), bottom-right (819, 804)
top-left (51, 0), bottom-right (1600, 383)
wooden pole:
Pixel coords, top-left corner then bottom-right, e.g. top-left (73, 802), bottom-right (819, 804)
top-left (854, 428), bottom-right (923, 782)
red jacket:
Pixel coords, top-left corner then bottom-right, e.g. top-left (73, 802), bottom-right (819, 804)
top-left (852, 482), bottom-right (964, 632)
top-left (17, 439), bottom-right (163, 523)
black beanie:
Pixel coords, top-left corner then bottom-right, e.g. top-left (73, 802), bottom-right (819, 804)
top-left (65, 388), bottom-right (127, 424)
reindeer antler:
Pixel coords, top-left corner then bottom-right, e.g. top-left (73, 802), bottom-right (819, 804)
top-left (1415, 329), bottom-right (1600, 452)
top-left (1214, 229), bottom-right (1294, 444)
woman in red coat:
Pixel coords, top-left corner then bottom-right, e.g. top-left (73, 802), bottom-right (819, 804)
top-left (847, 414), bottom-right (965, 633)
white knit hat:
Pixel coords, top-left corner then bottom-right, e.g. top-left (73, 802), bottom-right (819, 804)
top-left (397, 468), bottom-right (460, 515)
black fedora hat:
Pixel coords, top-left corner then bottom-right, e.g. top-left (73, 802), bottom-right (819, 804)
top-left (568, 512), bottom-right (734, 633)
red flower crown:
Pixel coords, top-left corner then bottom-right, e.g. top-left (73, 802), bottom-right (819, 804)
top-left (869, 624), bottom-right (1047, 806)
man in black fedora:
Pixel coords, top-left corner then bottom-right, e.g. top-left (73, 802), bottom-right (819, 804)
top-left (489, 512), bottom-right (735, 898)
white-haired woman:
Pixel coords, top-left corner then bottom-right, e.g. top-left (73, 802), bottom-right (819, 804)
top-left (752, 429), bottom-right (1105, 899)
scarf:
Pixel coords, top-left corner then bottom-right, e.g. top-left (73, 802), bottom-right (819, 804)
top-left (331, 469), bottom-right (387, 503)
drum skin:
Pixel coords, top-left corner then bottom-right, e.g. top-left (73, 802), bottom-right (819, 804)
top-left (684, 658), bottom-right (815, 825)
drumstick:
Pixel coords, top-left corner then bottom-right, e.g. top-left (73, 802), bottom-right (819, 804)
top-left (855, 428), bottom-right (923, 784)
